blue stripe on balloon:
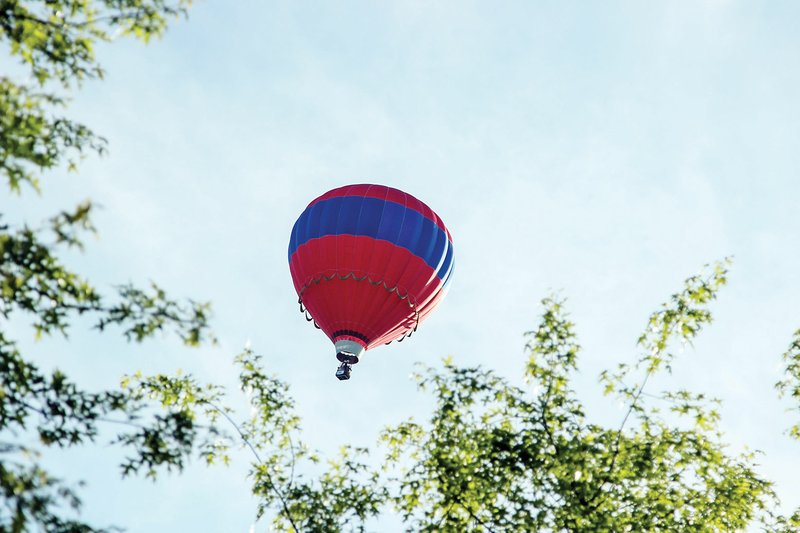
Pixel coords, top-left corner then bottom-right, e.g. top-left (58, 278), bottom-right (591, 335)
top-left (289, 195), bottom-right (454, 280)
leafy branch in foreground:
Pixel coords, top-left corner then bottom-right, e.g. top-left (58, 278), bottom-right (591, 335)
top-left (378, 260), bottom-right (795, 532)
top-left (776, 329), bottom-right (800, 439)
top-left (0, 77), bottom-right (106, 192)
top-left (0, 457), bottom-right (120, 533)
top-left (1, 201), bottom-right (215, 530)
top-left (6, 245), bottom-right (800, 531)
top-left (1, 207), bottom-right (213, 345)
top-left (122, 348), bottom-right (388, 533)
top-left (1, 0), bottom-right (190, 192)
top-left (2, 1), bottom-right (224, 530)
top-left (0, 331), bottom-right (225, 531)
top-left (238, 349), bottom-right (386, 532)
top-left (110, 261), bottom-right (800, 532)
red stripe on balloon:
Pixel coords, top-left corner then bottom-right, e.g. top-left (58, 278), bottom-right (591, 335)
top-left (290, 235), bottom-right (442, 348)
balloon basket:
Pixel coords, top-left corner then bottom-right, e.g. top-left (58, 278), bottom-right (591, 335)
top-left (335, 362), bottom-right (353, 381)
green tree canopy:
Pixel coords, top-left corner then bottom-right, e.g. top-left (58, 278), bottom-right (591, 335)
top-left (111, 261), bottom-right (800, 532)
top-left (2, 1), bottom-right (215, 530)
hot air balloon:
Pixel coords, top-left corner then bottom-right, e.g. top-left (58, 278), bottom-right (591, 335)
top-left (288, 184), bottom-right (454, 380)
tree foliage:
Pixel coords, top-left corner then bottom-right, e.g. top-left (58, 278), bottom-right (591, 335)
top-left (380, 264), bottom-right (774, 532)
top-left (2, 1), bottom-right (215, 530)
top-left (3, 1), bottom-right (800, 532)
top-left (1, 0), bottom-right (190, 192)
top-left (115, 262), bottom-right (800, 532)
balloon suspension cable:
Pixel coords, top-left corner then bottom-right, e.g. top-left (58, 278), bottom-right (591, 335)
top-left (298, 299), bottom-right (321, 329)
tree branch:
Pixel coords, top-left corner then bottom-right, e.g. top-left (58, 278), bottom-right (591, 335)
top-left (202, 400), bottom-right (301, 533)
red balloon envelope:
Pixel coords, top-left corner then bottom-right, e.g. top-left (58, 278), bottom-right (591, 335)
top-left (288, 184), bottom-right (454, 380)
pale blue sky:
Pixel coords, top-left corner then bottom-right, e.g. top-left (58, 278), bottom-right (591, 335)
top-left (4, 1), bottom-right (800, 531)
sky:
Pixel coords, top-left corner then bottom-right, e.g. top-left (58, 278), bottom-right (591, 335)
top-left (4, 0), bottom-right (800, 531)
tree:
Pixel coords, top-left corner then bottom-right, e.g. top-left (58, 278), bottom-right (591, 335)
top-left (137, 260), bottom-right (800, 532)
top-left (2, 1), bottom-right (219, 531)
top-left (3, 2), bottom-right (800, 531)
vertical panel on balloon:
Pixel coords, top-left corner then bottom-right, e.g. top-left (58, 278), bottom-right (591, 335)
top-left (312, 236), bottom-right (339, 339)
top-left (335, 195), bottom-right (362, 272)
top-left (379, 250), bottom-right (439, 344)
top-left (334, 186), bottom-right (360, 335)
top-left (386, 194), bottom-right (421, 340)
top-left (400, 210), bottom-right (440, 311)
top-left (370, 193), bottom-right (409, 343)
top-left (335, 192), bottom-right (361, 341)
top-left (354, 195), bottom-right (383, 278)
top-left (317, 196), bottom-right (343, 275)
top-left (293, 240), bottom-right (331, 340)
top-left (380, 212), bottom-right (441, 343)
top-left (304, 202), bottom-right (323, 247)
top-left (393, 208), bottom-right (426, 298)
top-left (288, 220), bottom-right (298, 263)
top-left (296, 203), bottom-right (321, 286)
top-left (350, 187), bottom-right (382, 342)
top-left (354, 190), bottom-right (388, 343)
top-left (369, 193), bottom-right (410, 345)
top-left (360, 197), bottom-right (400, 342)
